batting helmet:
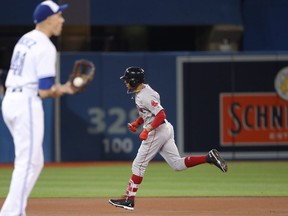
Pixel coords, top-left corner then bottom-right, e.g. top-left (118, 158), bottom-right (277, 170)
top-left (120, 67), bottom-right (145, 88)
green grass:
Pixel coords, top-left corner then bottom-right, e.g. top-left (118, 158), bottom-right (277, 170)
top-left (0, 161), bottom-right (287, 198)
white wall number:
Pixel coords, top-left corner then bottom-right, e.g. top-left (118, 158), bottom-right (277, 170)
top-left (87, 107), bottom-right (138, 135)
top-left (87, 107), bottom-right (106, 134)
top-left (103, 138), bottom-right (133, 153)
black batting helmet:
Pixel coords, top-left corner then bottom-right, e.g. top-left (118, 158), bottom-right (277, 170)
top-left (120, 66), bottom-right (145, 87)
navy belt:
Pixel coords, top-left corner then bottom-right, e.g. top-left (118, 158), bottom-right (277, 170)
top-left (7, 87), bottom-right (40, 97)
top-left (11, 87), bottom-right (22, 92)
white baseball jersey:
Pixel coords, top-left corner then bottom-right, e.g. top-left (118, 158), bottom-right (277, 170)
top-left (0, 29), bottom-right (56, 216)
top-left (5, 29), bottom-right (56, 90)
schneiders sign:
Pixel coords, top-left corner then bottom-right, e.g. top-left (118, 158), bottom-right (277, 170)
top-left (220, 93), bottom-right (288, 146)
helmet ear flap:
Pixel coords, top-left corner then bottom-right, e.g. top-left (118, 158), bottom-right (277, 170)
top-left (129, 78), bottom-right (138, 87)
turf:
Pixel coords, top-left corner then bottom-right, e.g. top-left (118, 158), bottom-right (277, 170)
top-left (0, 161), bottom-right (287, 198)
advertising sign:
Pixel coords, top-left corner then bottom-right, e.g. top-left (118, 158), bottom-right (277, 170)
top-left (220, 93), bottom-right (288, 145)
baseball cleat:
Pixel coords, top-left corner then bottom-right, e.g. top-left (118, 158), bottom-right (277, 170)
top-left (109, 196), bottom-right (134, 210)
top-left (207, 149), bottom-right (228, 172)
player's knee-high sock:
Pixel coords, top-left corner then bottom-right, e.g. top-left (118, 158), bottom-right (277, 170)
top-left (184, 155), bottom-right (207, 167)
top-left (125, 174), bottom-right (143, 200)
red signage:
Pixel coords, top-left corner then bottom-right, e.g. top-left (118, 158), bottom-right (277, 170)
top-left (220, 93), bottom-right (288, 146)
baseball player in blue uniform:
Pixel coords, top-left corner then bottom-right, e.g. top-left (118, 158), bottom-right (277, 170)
top-left (109, 67), bottom-right (228, 210)
top-left (0, 1), bottom-right (75, 215)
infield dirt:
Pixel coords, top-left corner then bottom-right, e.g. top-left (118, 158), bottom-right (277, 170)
top-left (1, 197), bottom-right (286, 216)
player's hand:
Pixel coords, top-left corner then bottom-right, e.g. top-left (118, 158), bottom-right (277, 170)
top-left (62, 81), bottom-right (77, 95)
top-left (128, 121), bottom-right (139, 132)
top-left (128, 123), bottom-right (137, 132)
top-left (50, 84), bottom-right (65, 98)
top-left (139, 129), bottom-right (149, 140)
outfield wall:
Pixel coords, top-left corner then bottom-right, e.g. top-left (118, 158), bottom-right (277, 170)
top-left (1, 52), bottom-right (288, 162)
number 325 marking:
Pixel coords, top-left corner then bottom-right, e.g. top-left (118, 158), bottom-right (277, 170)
top-left (87, 107), bottom-right (138, 135)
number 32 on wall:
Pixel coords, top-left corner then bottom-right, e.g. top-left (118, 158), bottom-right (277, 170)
top-left (87, 107), bottom-right (139, 135)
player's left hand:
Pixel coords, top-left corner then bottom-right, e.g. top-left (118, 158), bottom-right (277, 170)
top-left (139, 129), bottom-right (149, 140)
top-left (128, 123), bottom-right (137, 132)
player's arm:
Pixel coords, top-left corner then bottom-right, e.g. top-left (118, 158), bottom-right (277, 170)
top-left (147, 109), bottom-right (166, 131)
top-left (139, 109), bottom-right (166, 140)
top-left (128, 117), bottom-right (144, 132)
top-left (38, 77), bottom-right (75, 99)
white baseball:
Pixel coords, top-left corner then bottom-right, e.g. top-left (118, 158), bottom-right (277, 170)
top-left (73, 77), bottom-right (84, 87)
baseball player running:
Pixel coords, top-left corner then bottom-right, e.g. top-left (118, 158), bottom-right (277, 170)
top-left (109, 67), bottom-right (228, 210)
top-left (0, 1), bottom-right (75, 215)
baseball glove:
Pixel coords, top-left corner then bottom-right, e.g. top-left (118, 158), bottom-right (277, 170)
top-left (69, 59), bottom-right (95, 92)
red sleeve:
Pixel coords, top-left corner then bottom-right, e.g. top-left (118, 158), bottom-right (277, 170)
top-left (151, 109), bottom-right (166, 129)
top-left (136, 117), bottom-right (144, 125)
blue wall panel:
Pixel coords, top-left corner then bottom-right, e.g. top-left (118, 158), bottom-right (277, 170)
top-left (243, 0), bottom-right (288, 51)
top-left (90, 0), bottom-right (241, 25)
top-left (0, 1), bottom-right (40, 25)
top-left (0, 114), bottom-right (14, 163)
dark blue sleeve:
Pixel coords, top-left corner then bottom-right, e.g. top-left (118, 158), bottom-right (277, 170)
top-left (38, 77), bottom-right (54, 90)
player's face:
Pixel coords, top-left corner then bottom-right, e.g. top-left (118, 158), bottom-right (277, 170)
top-left (48, 12), bottom-right (65, 36)
top-left (124, 80), bottom-right (133, 90)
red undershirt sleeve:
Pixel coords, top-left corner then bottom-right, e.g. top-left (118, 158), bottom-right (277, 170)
top-left (151, 109), bottom-right (166, 129)
top-left (136, 117), bottom-right (144, 126)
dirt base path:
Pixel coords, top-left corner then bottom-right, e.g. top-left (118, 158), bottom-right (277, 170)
top-left (1, 197), bottom-right (287, 216)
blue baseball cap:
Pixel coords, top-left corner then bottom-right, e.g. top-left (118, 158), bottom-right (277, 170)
top-left (33, 0), bottom-right (68, 24)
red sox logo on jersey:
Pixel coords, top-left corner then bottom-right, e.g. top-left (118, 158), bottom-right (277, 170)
top-left (151, 100), bottom-right (158, 107)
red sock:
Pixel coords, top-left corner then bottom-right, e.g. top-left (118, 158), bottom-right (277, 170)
top-left (125, 174), bottom-right (143, 200)
top-left (184, 155), bottom-right (207, 168)
top-left (131, 174), bottom-right (143, 184)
